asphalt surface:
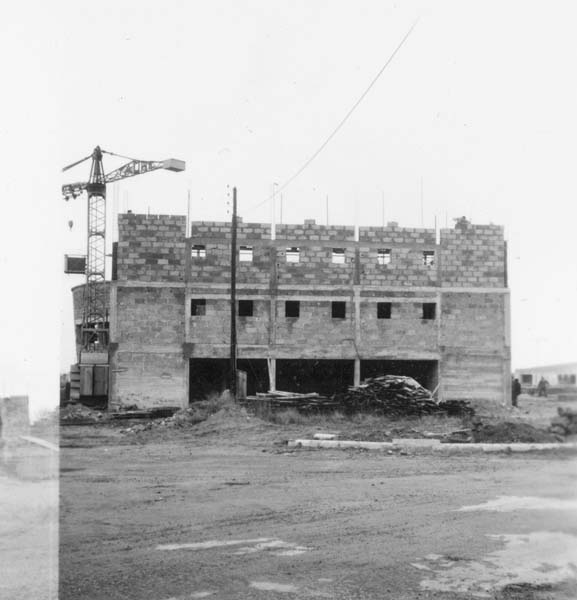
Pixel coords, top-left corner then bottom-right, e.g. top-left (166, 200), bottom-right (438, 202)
top-left (58, 424), bottom-right (577, 600)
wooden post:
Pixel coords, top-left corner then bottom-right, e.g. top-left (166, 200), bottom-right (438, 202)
top-left (230, 187), bottom-right (237, 397)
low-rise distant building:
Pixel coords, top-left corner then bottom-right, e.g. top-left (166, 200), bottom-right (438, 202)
top-left (514, 362), bottom-right (577, 390)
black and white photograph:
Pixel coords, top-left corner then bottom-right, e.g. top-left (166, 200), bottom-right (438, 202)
top-left (1, 1), bottom-right (577, 598)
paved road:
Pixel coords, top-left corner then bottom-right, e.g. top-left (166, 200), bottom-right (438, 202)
top-left (59, 427), bottom-right (577, 599)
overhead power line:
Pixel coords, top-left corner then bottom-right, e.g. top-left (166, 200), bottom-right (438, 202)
top-left (246, 18), bottom-right (419, 214)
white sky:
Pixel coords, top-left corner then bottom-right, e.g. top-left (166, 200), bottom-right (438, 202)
top-left (1, 0), bottom-right (576, 417)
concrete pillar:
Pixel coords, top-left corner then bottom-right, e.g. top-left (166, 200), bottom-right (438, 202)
top-left (436, 291), bottom-right (443, 401)
top-left (353, 286), bottom-right (361, 387)
top-left (267, 358), bottom-right (276, 392)
top-left (109, 283), bottom-right (118, 342)
top-left (354, 358), bottom-right (361, 387)
top-left (504, 291), bottom-right (512, 405)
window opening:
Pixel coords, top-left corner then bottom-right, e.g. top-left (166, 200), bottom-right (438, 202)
top-left (238, 300), bottom-right (254, 316)
top-left (190, 299), bottom-right (206, 316)
top-left (422, 303), bottom-right (436, 320)
top-left (285, 301), bottom-right (300, 318)
top-left (331, 301), bottom-right (346, 319)
top-left (286, 247), bottom-right (300, 263)
top-left (377, 302), bottom-right (392, 319)
top-left (377, 249), bottom-right (391, 265)
top-left (191, 244), bottom-right (206, 259)
top-left (332, 248), bottom-right (345, 264)
top-left (423, 250), bottom-right (435, 267)
top-left (521, 374), bottom-right (533, 385)
top-left (239, 246), bottom-right (253, 262)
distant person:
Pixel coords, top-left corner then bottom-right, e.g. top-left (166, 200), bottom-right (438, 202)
top-left (511, 377), bottom-right (521, 407)
top-left (537, 377), bottom-right (549, 397)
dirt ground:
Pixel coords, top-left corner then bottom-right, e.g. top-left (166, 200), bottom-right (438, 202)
top-left (58, 394), bottom-right (577, 600)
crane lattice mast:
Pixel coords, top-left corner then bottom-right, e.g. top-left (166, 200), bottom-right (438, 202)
top-left (62, 146), bottom-right (185, 354)
top-left (84, 147), bottom-right (108, 350)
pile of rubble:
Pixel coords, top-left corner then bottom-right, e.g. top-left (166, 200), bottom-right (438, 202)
top-left (119, 406), bottom-right (211, 433)
top-left (471, 420), bottom-right (557, 444)
top-left (339, 375), bottom-right (474, 417)
top-left (549, 407), bottom-right (577, 439)
top-left (60, 404), bottom-right (107, 425)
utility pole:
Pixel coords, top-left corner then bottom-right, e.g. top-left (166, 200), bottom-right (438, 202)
top-left (230, 187), bottom-right (238, 398)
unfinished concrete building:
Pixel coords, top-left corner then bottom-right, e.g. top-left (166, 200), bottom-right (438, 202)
top-left (71, 213), bottom-right (510, 409)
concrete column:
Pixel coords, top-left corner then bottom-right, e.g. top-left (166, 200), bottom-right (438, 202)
top-left (183, 288), bottom-right (191, 408)
top-left (353, 286), bottom-right (361, 386)
top-left (109, 283), bottom-right (117, 342)
top-left (184, 288), bottom-right (191, 342)
top-left (503, 291), bottom-right (512, 406)
top-left (354, 358), bottom-right (361, 387)
top-left (267, 357), bottom-right (276, 392)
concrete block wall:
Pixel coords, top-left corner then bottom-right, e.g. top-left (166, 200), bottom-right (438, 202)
top-left (275, 246), bottom-right (357, 286)
top-left (189, 297), bottom-right (231, 355)
top-left (110, 286), bottom-right (186, 409)
top-left (115, 287), bottom-right (184, 346)
top-left (189, 242), bottom-right (271, 286)
top-left (274, 222), bottom-right (355, 286)
top-left (189, 221), bottom-right (271, 285)
top-left (117, 213), bottom-right (187, 282)
top-left (188, 296), bottom-right (272, 357)
top-left (440, 292), bottom-right (509, 401)
top-left (359, 299), bottom-right (438, 357)
top-left (359, 224), bottom-right (436, 245)
top-left (274, 298), bottom-right (356, 358)
top-left (440, 293), bottom-right (506, 352)
top-left (358, 225), bottom-right (437, 287)
top-left (359, 246), bottom-right (438, 287)
top-left (276, 222), bottom-right (355, 241)
top-left (440, 223), bottom-right (505, 287)
top-left (442, 354), bottom-right (507, 401)
top-left (190, 221), bottom-right (271, 241)
top-left (110, 351), bottom-right (186, 409)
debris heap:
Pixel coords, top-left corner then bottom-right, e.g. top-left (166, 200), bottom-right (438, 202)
top-left (549, 407), bottom-right (577, 439)
top-left (340, 375), bottom-right (473, 417)
top-left (60, 404), bottom-right (106, 425)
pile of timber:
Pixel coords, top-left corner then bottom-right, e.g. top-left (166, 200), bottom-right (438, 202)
top-left (244, 390), bottom-right (340, 412)
top-left (339, 375), bottom-right (474, 417)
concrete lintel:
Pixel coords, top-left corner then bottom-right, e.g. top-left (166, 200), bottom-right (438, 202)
top-left (186, 237), bottom-right (437, 250)
top-left (116, 345), bottom-right (184, 354)
top-left (184, 283), bottom-right (508, 295)
top-left (363, 353), bottom-right (441, 361)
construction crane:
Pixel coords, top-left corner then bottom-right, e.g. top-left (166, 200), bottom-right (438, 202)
top-left (62, 146), bottom-right (185, 353)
